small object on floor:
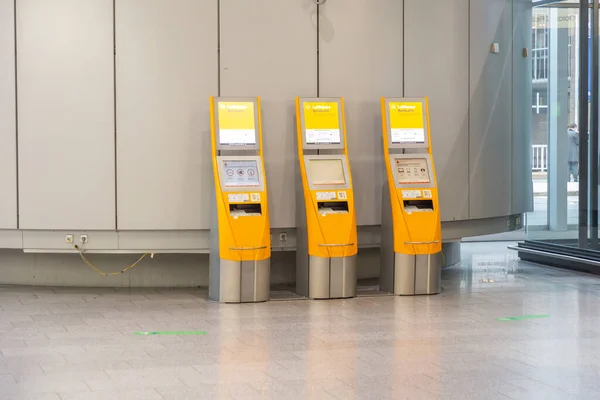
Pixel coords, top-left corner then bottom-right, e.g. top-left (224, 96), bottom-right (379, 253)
top-left (134, 331), bottom-right (207, 335)
top-left (496, 314), bottom-right (550, 321)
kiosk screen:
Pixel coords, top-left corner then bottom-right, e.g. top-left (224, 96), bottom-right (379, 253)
top-left (217, 102), bottom-right (256, 146)
top-left (388, 101), bottom-right (426, 145)
top-left (308, 159), bottom-right (346, 186)
top-left (394, 158), bottom-right (430, 184)
top-left (222, 160), bottom-right (260, 188)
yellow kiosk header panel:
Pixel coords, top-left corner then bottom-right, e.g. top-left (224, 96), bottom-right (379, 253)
top-left (386, 99), bottom-right (429, 148)
top-left (299, 98), bottom-right (345, 149)
top-left (215, 100), bottom-right (260, 150)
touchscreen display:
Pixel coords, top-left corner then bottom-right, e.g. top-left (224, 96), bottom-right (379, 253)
top-left (388, 101), bottom-right (426, 144)
top-left (394, 158), bottom-right (430, 184)
top-left (308, 159), bottom-right (346, 186)
top-left (221, 160), bottom-right (260, 187)
top-left (304, 102), bottom-right (341, 145)
top-left (217, 102), bottom-right (256, 146)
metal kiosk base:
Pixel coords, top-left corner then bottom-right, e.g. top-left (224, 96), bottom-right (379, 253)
top-left (299, 255), bottom-right (357, 299)
top-left (209, 258), bottom-right (270, 303)
top-left (381, 252), bottom-right (442, 295)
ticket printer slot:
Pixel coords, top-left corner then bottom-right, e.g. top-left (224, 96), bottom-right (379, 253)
top-left (229, 203), bottom-right (262, 216)
top-left (317, 201), bottom-right (349, 214)
top-left (403, 200), bottom-right (434, 212)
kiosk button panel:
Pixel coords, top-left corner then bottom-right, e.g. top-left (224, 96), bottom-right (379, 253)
top-left (222, 160), bottom-right (260, 188)
top-left (394, 158), bottom-right (430, 184)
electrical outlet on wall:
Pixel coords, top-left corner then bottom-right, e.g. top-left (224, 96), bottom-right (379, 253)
top-left (65, 234), bottom-right (74, 243)
top-left (80, 235), bottom-right (88, 244)
top-left (279, 233), bottom-right (287, 242)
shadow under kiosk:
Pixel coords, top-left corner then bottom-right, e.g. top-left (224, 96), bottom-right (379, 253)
top-left (209, 97), bottom-right (271, 303)
top-left (295, 97), bottom-right (358, 299)
top-left (380, 97), bottom-right (442, 296)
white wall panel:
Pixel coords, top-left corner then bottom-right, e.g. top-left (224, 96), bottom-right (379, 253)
top-left (220, 0), bottom-right (317, 228)
top-left (469, 0), bottom-right (513, 219)
top-left (115, 0), bottom-right (217, 230)
top-left (404, 0), bottom-right (470, 222)
top-left (319, 0), bottom-right (403, 226)
top-left (0, 0), bottom-right (17, 229)
top-left (17, 0), bottom-right (115, 230)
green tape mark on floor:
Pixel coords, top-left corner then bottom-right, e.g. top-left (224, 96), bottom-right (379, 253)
top-left (496, 314), bottom-right (550, 321)
top-left (134, 331), bottom-right (207, 336)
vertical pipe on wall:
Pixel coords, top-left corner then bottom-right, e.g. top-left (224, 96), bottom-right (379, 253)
top-left (113, 0), bottom-right (118, 230)
top-left (13, 0), bottom-right (19, 229)
top-left (579, 0), bottom-right (589, 248)
top-left (217, 0), bottom-right (221, 97)
top-left (467, 0), bottom-right (471, 217)
top-left (316, 2), bottom-right (320, 97)
top-left (591, 0), bottom-right (599, 247)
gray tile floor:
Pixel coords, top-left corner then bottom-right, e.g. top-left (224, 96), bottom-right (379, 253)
top-left (2, 242), bottom-right (600, 399)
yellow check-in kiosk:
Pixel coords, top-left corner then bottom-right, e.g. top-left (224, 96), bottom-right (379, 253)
top-left (209, 97), bottom-right (270, 303)
top-left (295, 97), bottom-right (358, 299)
top-left (380, 97), bottom-right (442, 296)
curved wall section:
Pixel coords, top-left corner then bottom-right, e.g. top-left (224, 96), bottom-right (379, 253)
top-left (0, 0), bottom-right (531, 261)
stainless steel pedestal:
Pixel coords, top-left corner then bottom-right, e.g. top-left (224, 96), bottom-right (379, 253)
top-left (296, 255), bottom-right (357, 299)
top-left (391, 252), bottom-right (441, 295)
top-left (209, 258), bottom-right (270, 303)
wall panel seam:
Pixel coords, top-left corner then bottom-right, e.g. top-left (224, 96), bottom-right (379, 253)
top-left (217, 0), bottom-right (221, 96)
top-left (113, 0), bottom-right (118, 232)
top-left (402, 0), bottom-right (405, 96)
top-left (468, 0), bottom-right (471, 219)
top-left (316, 2), bottom-right (320, 96)
top-left (14, 0), bottom-right (19, 228)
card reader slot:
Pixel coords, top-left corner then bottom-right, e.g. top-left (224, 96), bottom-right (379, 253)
top-left (403, 200), bottom-right (434, 212)
top-left (229, 203), bottom-right (262, 216)
top-left (317, 201), bottom-right (349, 214)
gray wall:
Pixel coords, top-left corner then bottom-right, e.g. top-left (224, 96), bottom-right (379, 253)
top-left (17, 0), bottom-right (116, 230)
top-left (115, 0), bottom-right (217, 230)
top-left (404, 0), bottom-right (470, 222)
top-left (0, 0), bottom-right (531, 284)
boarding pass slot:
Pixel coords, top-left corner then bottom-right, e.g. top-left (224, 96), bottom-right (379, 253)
top-left (403, 200), bottom-right (434, 212)
top-left (317, 201), bottom-right (349, 214)
top-left (229, 203), bottom-right (262, 217)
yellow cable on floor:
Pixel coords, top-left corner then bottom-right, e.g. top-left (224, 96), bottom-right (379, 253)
top-left (73, 244), bottom-right (149, 277)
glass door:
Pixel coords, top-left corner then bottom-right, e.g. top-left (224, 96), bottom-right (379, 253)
top-left (518, 0), bottom-right (600, 271)
top-left (527, 0), bottom-right (584, 241)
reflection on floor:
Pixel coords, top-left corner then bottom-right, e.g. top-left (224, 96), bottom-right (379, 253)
top-left (464, 227), bottom-right (580, 242)
top-left (1, 242), bottom-right (600, 399)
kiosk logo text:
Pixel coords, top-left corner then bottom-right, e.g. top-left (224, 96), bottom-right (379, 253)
top-left (220, 104), bottom-right (248, 112)
top-left (390, 104), bottom-right (417, 113)
top-left (309, 105), bottom-right (331, 112)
